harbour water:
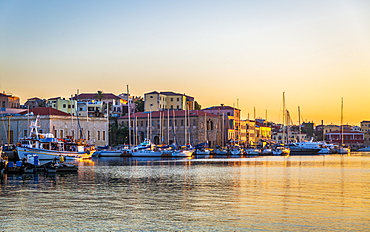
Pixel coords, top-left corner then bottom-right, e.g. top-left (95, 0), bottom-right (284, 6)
top-left (1, 152), bottom-right (369, 231)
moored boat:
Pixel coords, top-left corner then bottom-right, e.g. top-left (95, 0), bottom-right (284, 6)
top-left (16, 116), bottom-right (95, 160)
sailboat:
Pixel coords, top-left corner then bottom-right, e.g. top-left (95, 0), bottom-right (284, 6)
top-left (131, 110), bottom-right (163, 157)
top-left (337, 98), bottom-right (350, 154)
top-left (272, 92), bottom-right (290, 156)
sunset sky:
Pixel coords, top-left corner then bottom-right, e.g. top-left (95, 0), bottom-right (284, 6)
top-left (1, 0), bottom-right (369, 125)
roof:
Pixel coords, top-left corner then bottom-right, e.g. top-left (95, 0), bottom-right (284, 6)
top-left (48, 97), bottom-right (61, 100)
top-left (119, 110), bottom-right (219, 119)
top-left (20, 107), bottom-right (71, 116)
top-left (204, 105), bottom-right (238, 110)
top-left (72, 93), bottom-right (120, 100)
top-left (26, 97), bottom-right (44, 101)
top-left (145, 91), bottom-right (194, 98)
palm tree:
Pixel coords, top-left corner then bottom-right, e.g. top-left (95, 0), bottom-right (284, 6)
top-left (95, 90), bottom-right (104, 102)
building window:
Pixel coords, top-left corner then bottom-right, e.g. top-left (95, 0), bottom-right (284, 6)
top-left (103, 131), bottom-right (106, 141)
top-left (24, 130), bottom-right (28, 137)
top-left (60, 130), bottom-right (64, 139)
top-left (97, 131), bottom-right (101, 140)
top-left (177, 98), bottom-right (179, 101)
top-left (150, 96), bottom-right (153, 98)
top-left (63, 104), bottom-right (66, 108)
top-left (171, 98), bottom-right (173, 102)
top-left (88, 131), bottom-right (91, 140)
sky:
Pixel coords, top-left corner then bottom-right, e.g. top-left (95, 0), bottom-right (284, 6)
top-left (0, 0), bottom-right (369, 126)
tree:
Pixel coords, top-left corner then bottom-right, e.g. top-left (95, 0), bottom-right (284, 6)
top-left (195, 101), bottom-right (202, 110)
top-left (109, 118), bottom-right (128, 145)
top-left (135, 99), bottom-right (144, 112)
top-left (95, 90), bottom-right (104, 102)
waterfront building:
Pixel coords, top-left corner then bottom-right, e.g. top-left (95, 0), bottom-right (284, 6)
top-left (272, 131), bottom-right (309, 144)
top-left (24, 97), bottom-right (46, 109)
top-left (255, 120), bottom-right (272, 145)
top-left (360, 121), bottom-right (370, 146)
top-left (47, 97), bottom-right (78, 115)
top-left (325, 130), bottom-right (364, 146)
top-left (118, 110), bottom-right (222, 147)
top-left (0, 107), bottom-right (108, 146)
top-left (72, 93), bottom-right (125, 117)
top-left (0, 92), bottom-right (20, 109)
top-left (202, 105), bottom-right (241, 146)
top-left (316, 124), bottom-right (352, 141)
top-left (144, 91), bottom-right (195, 112)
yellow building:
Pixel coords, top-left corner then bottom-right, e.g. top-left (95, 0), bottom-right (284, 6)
top-left (144, 91), bottom-right (194, 112)
top-left (47, 97), bottom-right (77, 115)
top-left (361, 121), bottom-right (370, 146)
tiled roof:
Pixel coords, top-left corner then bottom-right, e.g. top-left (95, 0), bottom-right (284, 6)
top-left (26, 97), bottom-right (43, 101)
top-left (204, 105), bottom-right (237, 110)
top-left (20, 107), bottom-right (71, 116)
top-left (72, 93), bottom-right (120, 100)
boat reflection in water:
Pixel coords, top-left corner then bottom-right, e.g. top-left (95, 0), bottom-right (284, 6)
top-left (1, 153), bottom-right (369, 231)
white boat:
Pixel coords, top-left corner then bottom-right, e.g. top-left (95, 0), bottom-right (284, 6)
top-left (213, 148), bottom-right (228, 155)
top-left (16, 116), bottom-right (95, 160)
top-left (244, 148), bottom-right (261, 155)
top-left (131, 149), bottom-right (163, 157)
top-left (95, 150), bottom-right (123, 157)
top-left (261, 148), bottom-right (272, 155)
top-left (194, 149), bottom-right (211, 155)
top-left (337, 146), bottom-right (350, 154)
top-left (272, 146), bottom-right (290, 156)
top-left (172, 149), bottom-right (193, 157)
top-left (131, 139), bottom-right (163, 157)
top-left (229, 148), bottom-right (241, 155)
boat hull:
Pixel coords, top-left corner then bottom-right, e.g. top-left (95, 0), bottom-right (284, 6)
top-left (289, 148), bottom-right (321, 155)
top-left (16, 146), bottom-right (93, 160)
top-left (131, 150), bottom-right (163, 157)
top-left (172, 150), bottom-right (193, 157)
top-left (96, 151), bottom-right (123, 157)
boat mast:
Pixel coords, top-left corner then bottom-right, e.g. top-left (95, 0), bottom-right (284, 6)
top-left (127, 85), bottom-right (131, 147)
top-left (204, 113), bottom-right (207, 143)
top-left (298, 106), bottom-right (301, 142)
top-left (282, 92), bottom-right (286, 144)
top-left (341, 97), bottom-right (344, 146)
top-left (167, 109), bottom-right (170, 145)
top-left (184, 109), bottom-right (187, 145)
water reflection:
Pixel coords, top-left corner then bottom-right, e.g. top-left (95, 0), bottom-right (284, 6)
top-left (1, 153), bottom-right (369, 231)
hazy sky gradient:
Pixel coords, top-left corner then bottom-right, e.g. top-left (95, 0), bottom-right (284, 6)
top-left (1, 0), bottom-right (369, 125)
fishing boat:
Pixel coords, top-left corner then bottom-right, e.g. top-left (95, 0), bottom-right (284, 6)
top-left (16, 116), bottom-right (95, 160)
